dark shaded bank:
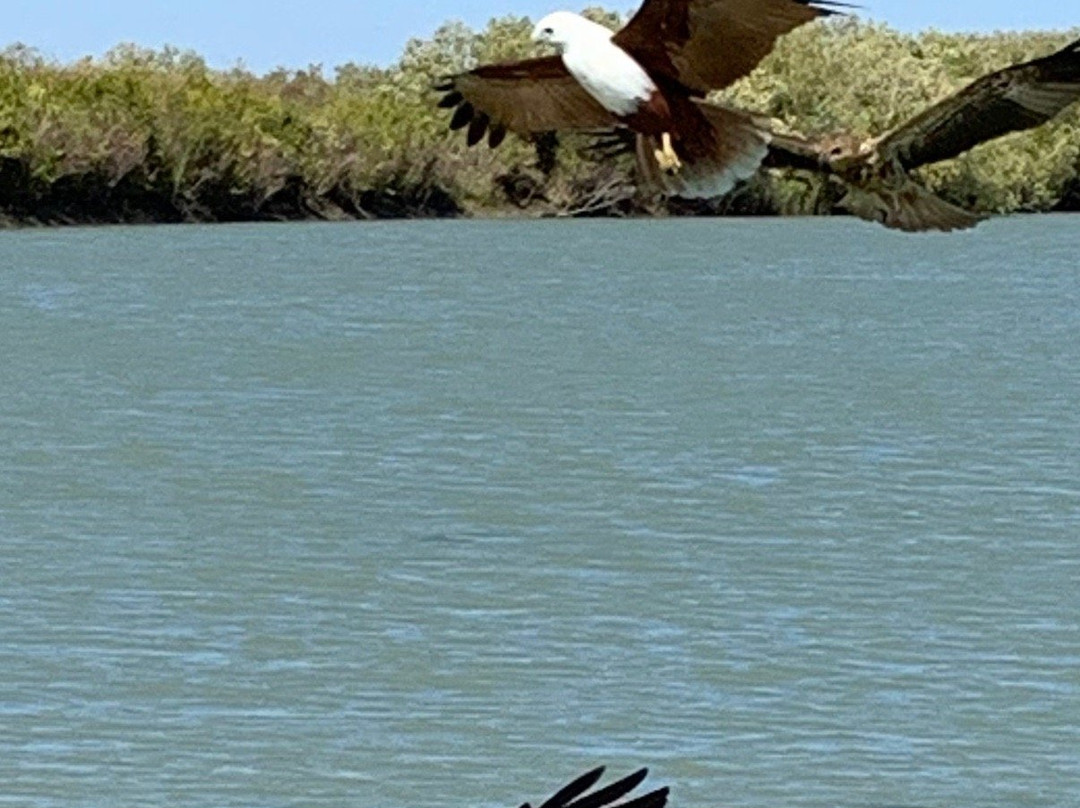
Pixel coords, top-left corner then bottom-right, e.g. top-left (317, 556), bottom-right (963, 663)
top-left (0, 150), bottom-right (816, 226)
top-left (0, 155), bottom-right (462, 226)
top-left (0, 178), bottom-right (822, 227)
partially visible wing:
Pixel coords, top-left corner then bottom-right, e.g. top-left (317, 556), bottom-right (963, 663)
top-left (879, 37), bottom-right (1080, 170)
top-left (522, 768), bottom-right (669, 808)
top-left (436, 56), bottom-right (618, 147)
top-left (612, 0), bottom-right (844, 95)
top-left (838, 179), bottom-right (985, 232)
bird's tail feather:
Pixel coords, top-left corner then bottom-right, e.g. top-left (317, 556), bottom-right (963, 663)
top-left (839, 179), bottom-right (985, 232)
top-left (635, 103), bottom-right (769, 199)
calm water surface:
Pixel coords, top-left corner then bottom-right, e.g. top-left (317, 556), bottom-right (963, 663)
top-left (1, 218), bottom-right (1078, 808)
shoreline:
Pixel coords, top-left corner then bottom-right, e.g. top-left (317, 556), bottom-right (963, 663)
top-left (2, 159), bottom-right (1076, 228)
top-left (2, 198), bottom-right (1078, 229)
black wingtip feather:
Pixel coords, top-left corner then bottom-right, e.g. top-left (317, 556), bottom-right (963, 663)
top-left (539, 767), bottom-right (607, 808)
top-left (438, 89), bottom-right (508, 149)
top-left (488, 124), bottom-right (508, 149)
top-left (808, 0), bottom-right (859, 14)
top-left (467, 113), bottom-right (491, 146)
top-left (565, 768), bottom-right (650, 808)
top-left (438, 91), bottom-right (464, 109)
top-left (449, 102), bottom-right (475, 131)
top-left (616, 787), bottom-right (669, 808)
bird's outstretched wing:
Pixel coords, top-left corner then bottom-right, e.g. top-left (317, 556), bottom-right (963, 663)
top-left (521, 767), bottom-right (669, 808)
top-left (878, 37), bottom-right (1080, 170)
top-left (437, 56), bottom-right (619, 147)
top-left (612, 0), bottom-right (845, 95)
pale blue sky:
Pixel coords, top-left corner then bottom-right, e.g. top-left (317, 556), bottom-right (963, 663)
top-left (6, 0), bottom-right (1077, 74)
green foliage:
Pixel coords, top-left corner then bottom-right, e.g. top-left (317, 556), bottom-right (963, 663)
top-left (0, 16), bottom-right (1077, 224)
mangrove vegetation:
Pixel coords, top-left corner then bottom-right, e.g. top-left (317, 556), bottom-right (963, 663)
top-left (1, 12), bottom-right (1078, 225)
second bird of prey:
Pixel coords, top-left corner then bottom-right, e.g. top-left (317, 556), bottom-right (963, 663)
top-left (437, 0), bottom-right (1080, 231)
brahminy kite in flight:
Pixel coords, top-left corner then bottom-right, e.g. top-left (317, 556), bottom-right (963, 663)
top-left (436, 0), bottom-right (843, 198)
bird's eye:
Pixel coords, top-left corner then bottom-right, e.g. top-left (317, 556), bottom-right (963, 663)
top-left (543, 27), bottom-right (553, 34)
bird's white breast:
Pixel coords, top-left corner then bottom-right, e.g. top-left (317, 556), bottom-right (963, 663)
top-left (561, 37), bottom-right (657, 116)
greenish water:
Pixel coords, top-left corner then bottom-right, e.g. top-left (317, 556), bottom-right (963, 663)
top-left (2, 218), bottom-right (1078, 808)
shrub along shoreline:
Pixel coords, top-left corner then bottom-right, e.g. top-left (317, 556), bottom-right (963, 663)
top-left (1, 14), bottom-right (1078, 226)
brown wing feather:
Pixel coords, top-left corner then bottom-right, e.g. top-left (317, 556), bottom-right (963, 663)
top-left (613, 0), bottom-right (841, 94)
top-left (879, 37), bottom-right (1080, 170)
top-left (437, 55), bottom-right (618, 146)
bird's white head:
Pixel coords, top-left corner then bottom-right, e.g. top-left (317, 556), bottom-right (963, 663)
top-left (532, 11), bottom-right (614, 50)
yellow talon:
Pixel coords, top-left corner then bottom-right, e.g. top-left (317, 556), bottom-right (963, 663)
top-left (654, 132), bottom-right (682, 174)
